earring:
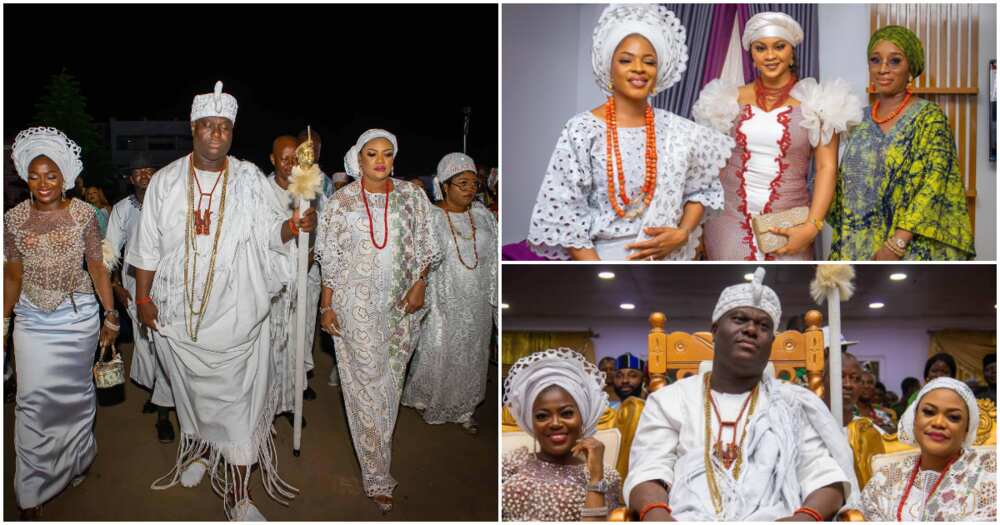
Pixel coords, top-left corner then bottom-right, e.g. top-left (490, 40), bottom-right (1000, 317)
top-left (906, 78), bottom-right (914, 94)
top-left (29, 192), bottom-right (34, 205)
top-left (61, 188), bottom-right (66, 201)
top-left (608, 80), bottom-right (613, 91)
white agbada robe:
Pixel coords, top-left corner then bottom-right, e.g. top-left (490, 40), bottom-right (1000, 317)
top-left (624, 371), bottom-right (858, 521)
top-left (106, 195), bottom-right (173, 405)
top-left (125, 155), bottom-right (296, 508)
top-left (263, 173), bottom-right (322, 414)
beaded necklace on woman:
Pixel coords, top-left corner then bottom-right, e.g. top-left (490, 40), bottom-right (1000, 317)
top-left (184, 155), bottom-right (229, 342)
top-left (441, 189), bottom-right (479, 270)
top-left (604, 94), bottom-right (657, 221)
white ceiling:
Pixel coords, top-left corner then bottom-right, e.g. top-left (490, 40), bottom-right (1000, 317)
top-left (501, 264), bottom-right (997, 324)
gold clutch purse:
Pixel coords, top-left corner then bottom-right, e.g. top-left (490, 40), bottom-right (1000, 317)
top-left (751, 206), bottom-right (809, 254)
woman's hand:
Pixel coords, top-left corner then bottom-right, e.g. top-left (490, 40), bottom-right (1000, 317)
top-left (873, 245), bottom-right (902, 261)
top-left (400, 279), bottom-right (426, 314)
top-left (99, 312), bottom-right (119, 348)
top-left (626, 227), bottom-right (690, 261)
top-left (571, 437), bottom-right (606, 482)
top-left (320, 306), bottom-right (341, 336)
top-left (769, 223), bottom-right (818, 256)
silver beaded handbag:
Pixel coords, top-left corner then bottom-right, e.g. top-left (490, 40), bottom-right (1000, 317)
top-left (93, 344), bottom-right (125, 389)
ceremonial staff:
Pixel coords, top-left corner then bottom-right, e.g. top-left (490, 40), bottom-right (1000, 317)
top-left (287, 126), bottom-right (322, 456)
top-left (810, 264), bottom-right (855, 425)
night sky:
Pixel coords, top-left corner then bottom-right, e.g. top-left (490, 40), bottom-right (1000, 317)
top-left (4, 3), bottom-right (498, 178)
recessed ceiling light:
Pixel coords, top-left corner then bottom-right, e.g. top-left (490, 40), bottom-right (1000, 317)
top-left (620, 303), bottom-right (635, 310)
top-left (869, 302), bottom-right (885, 309)
top-left (890, 273), bottom-right (907, 281)
top-left (598, 271), bottom-right (615, 280)
top-left (501, 303), bottom-right (509, 309)
top-left (744, 273), bottom-right (754, 281)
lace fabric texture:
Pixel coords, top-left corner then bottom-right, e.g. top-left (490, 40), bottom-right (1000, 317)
top-left (502, 446), bottom-right (623, 521)
top-left (4, 199), bottom-right (101, 311)
top-left (402, 204), bottom-right (497, 424)
top-left (527, 108), bottom-right (730, 260)
top-left (860, 447), bottom-right (996, 521)
top-left (315, 179), bottom-right (442, 498)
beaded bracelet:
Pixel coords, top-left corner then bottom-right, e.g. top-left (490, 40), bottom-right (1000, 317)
top-left (580, 506), bottom-right (608, 518)
top-left (288, 218), bottom-right (300, 236)
top-left (794, 506), bottom-right (823, 521)
top-left (103, 317), bottom-right (120, 331)
top-left (135, 296), bottom-right (153, 306)
top-left (639, 502), bottom-right (671, 521)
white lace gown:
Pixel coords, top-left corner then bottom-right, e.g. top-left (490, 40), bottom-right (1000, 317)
top-left (527, 108), bottom-right (732, 260)
top-left (402, 203), bottom-right (497, 424)
top-left (315, 179), bottom-right (442, 498)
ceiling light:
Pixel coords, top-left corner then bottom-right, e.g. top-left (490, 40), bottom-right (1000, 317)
top-left (869, 302), bottom-right (885, 309)
top-left (744, 273), bottom-right (754, 281)
top-left (501, 303), bottom-right (509, 309)
top-left (889, 273), bottom-right (907, 281)
top-left (598, 271), bottom-right (615, 280)
top-left (620, 303), bottom-right (635, 310)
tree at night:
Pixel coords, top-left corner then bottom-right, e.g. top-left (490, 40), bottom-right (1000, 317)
top-left (32, 68), bottom-right (115, 193)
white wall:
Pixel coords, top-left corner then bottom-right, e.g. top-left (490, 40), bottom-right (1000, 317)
top-left (503, 4), bottom-right (997, 258)
top-left (503, 315), bottom-right (995, 397)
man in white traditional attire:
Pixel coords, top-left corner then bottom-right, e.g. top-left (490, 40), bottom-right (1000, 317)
top-left (625, 267), bottom-right (859, 521)
top-left (126, 81), bottom-right (315, 521)
top-left (264, 134), bottom-right (322, 424)
top-left (106, 152), bottom-right (176, 443)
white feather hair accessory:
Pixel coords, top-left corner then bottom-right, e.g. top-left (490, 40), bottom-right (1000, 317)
top-left (810, 264), bottom-right (855, 304)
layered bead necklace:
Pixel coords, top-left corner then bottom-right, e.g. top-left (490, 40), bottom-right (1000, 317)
top-left (361, 178), bottom-right (392, 250)
top-left (896, 453), bottom-right (959, 521)
top-left (604, 96), bottom-right (657, 220)
top-left (703, 372), bottom-right (760, 517)
top-left (444, 207), bottom-right (479, 270)
top-left (184, 155), bottom-right (229, 342)
top-left (871, 90), bottom-right (913, 124)
top-left (754, 74), bottom-right (797, 112)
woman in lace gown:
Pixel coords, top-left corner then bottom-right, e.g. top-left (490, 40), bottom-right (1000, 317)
top-left (691, 12), bottom-right (862, 261)
top-left (502, 349), bottom-right (622, 521)
top-left (3, 127), bottom-right (119, 519)
top-left (860, 378), bottom-right (996, 521)
top-left (527, 4), bottom-right (732, 261)
top-left (402, 153), bottom-right (497, 434)
top-left (315, 129), bottom-right (441, 513)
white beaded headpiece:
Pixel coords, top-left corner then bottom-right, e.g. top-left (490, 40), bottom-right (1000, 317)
top-left (343, 145), bottom-right (360, 178)
top-left (11, 127), bottom-right (84, 190)
top-left (712, 266), bottom-right (782, 328)
top-left (592, 4), bottom-right (688, 97)
top-left (742, 12), bottom-right (804, 51)
top-left (190, 80), bottom-right (238, 123)
top-left (355, 129), bottom-right (398, 154)
top-left (898, 377), bottom-right (980, 448)
top-left (433, 152), bottom-right (477, 201)
top-left (503, 348), bottom-right (608, 439)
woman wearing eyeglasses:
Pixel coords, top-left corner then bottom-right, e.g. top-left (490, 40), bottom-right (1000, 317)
top-left (403, 153), bottom-right (497, 435)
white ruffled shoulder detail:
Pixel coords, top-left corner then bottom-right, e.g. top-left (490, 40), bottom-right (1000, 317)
top-left (690, 79), bottom-right (741, 135)
top-left (791, 77), bottom-right (864, 147)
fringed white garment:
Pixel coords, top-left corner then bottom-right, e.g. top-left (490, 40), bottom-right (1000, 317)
top-left (402, 202), bottom-right (497, 424)
top-left (263, 174), bottom-right (322, 415)
top-left (125, 155), bottom-right (298, 518)
top-left (315, 179), bottom-right (442, 498)
top-left (624, 371), bottom-right (858, 520)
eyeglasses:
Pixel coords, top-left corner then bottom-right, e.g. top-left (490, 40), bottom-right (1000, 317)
top-left (448, 180), bottom-right (481, 191)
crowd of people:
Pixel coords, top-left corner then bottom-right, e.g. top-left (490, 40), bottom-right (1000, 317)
top-left (526, 5), bottom-right (974, 261)
top-left (3, 81), bottom-right (498, 520)
top-left (502, 268), bottom-right (997, 521)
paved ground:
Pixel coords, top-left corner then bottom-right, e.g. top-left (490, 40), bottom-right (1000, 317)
top-left (3, 339), bottom-right (498, 521)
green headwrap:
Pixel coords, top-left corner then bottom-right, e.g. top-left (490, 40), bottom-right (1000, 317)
top-left (868, 25), bottom-right (925, 78)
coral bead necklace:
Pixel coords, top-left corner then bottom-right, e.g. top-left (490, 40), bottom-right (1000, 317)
top-left (604, 95), bottom-right (657, 220)
top-left (361, 178), bottom-right (392, 250)
top-left (871, 90), bottom-right (913, 124)
top-left (896, 453), bottom-right (959, 521)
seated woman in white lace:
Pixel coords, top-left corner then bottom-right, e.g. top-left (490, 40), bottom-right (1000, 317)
top-left (502, 349), bottom-right (622, 521)
top-left (527, 4), bottom-right (733, 261)
top-left (860, 377), bottom-right (996, 521)
top-left (691, 12), bottom-right (862, 261)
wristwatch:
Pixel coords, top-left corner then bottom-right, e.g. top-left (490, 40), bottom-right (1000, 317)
top-left (890, 236), bottom-right (908, 250)
top-left (586, 478), bottom-right (611, 494)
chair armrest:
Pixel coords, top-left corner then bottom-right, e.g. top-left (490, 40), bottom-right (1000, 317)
top-left (836, 508), bottom-right (866, 521)
top-left (608, 506), bottom-right (632, 521)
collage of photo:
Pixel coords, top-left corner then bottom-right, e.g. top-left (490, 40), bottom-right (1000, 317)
top-left (1, 1), bottom-right (997, 523)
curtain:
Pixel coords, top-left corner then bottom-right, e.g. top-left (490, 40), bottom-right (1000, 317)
top-left (654, 4), bottom-right (714, 119)
top-left (501, 330), bottom-right (597, 372)
top-left (929, 330), bottom-right (997, 383)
